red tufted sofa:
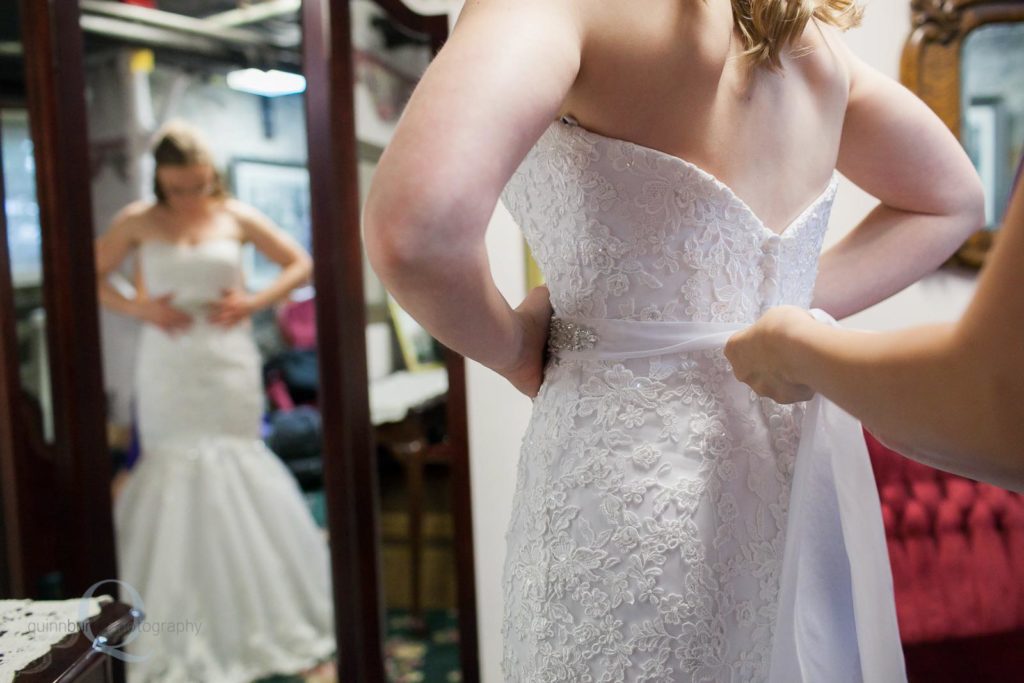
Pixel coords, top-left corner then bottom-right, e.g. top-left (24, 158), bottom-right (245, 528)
top-left (865, 430), bottom-right (1024, 682)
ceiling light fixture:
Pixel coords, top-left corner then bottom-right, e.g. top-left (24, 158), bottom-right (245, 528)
top-left (225, 68), bottom-right (306, 97)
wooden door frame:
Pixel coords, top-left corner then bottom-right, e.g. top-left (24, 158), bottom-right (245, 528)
top-left (14, 0), bottom-right (117, 598)
top-left (4, 1), bottom-right (479, 681)
top-left (359, 3), bottom-right (479, 679)
top-left (305, 1), bottom-right (479, 680)
top-left (0, 108), bottom-right (26, 598)
top-left (302, 1), bottom-right (387, 680)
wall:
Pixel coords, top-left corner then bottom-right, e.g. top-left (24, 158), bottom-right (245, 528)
top-left (464, 2), bottom-right (981, 680)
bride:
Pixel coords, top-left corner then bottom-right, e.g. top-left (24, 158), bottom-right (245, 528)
top-left (95, 121), bottom-right (335, 682)
top-left (363, 0), bottom-right (983, 680)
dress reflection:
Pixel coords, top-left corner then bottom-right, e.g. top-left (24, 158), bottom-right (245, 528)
top-left (95, 121), bottom-right (335, 682)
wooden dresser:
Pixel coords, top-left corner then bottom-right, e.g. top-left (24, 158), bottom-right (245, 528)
top-left (8, 600), bottom-right (135, 683)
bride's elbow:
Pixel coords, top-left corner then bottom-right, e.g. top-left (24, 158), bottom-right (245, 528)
top-left (364, 194), bottom-right (477, 283)
top-left (363, 201), bottom-right (419, 280)
top-left (364, 173), bottom-right (409, 273)
top-left (948, 174), bottom-right (987, 241)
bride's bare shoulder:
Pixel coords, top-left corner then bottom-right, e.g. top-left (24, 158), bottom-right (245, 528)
top-left (789, 20), bottom-right (853, 96)
top-left (453, 0), bottom-right (584, 26)
top-left (110, 200), bottom-right (159, 234)
top-left (452, 0), bottom-right (670, 42)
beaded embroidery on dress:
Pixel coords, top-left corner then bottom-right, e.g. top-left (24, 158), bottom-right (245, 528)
top-left (113, 237), bottom-right (335, 683)
top-left (497, 115), bottom-right (890, 682)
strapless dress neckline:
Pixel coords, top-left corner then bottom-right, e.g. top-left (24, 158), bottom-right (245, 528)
top-left (556, 114), bottom-right (839, 240)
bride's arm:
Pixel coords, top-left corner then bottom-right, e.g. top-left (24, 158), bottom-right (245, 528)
top-left (726, 178), bottom-right (1024, 492)
top-left (95, 204), bottom-right (146, 318)
top-left (362, 0), bottom-right (582, 380)
top-left (228, 200), bottom-right (312, 310)
top-left (811, 37), bottom-right (985, 320)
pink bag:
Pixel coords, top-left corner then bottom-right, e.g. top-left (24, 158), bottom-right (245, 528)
top-left (277, 297), bottom-right (317, 350)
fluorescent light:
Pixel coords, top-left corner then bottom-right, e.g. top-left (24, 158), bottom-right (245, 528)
top-left (226, 68), bottom-right (306, 97)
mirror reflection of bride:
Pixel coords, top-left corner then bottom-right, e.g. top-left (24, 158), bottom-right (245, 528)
top-left (95, 121), bottom-right (336, 682)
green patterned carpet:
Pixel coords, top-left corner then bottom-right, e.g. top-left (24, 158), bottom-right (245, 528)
top-left (383, 609), bottom-right (462, 683)
top-left (254, 491), bottom-right (462, 683)
top-left (255, 609), bottom-right (460, 683)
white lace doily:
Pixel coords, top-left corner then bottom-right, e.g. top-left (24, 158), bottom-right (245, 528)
top-left (369, 367), bottom-right (448, 425)
top-left (0, 594), bottom-right (114, 682)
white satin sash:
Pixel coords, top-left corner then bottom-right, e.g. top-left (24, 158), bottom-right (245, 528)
top-left (550, 310), bottom-right (907, 683)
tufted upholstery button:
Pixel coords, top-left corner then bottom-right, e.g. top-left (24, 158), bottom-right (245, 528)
top-left (945, 478), bottom-right (977, 512)
top-left (968, 501), bottom-right (1020, 631)
top-left (868, 427), bottom-right (1024, 645)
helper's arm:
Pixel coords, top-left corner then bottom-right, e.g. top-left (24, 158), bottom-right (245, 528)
top-left (727, 177), bottom-right (1024, 492)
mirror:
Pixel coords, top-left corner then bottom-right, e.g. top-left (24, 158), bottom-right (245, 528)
top-left (1, 1), bottom-right (55, 453)
top-left (961, 22), bottom-right (1024, 231)
top-left (81, 1), bottom-right (337, 680)
top-left (1, 106), bottom-right (55, 448)
top-left (901, 0), bottom-right (1024, 267)
top-left (350, 1), bottom-right (476, 680)
top-left (0, 0), bottom-right (71, 601)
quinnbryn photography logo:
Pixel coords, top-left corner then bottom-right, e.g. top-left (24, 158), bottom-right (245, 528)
top-left (80, 579), bottom-right (149, 663)
top-left (76, 579), bottom-right (203, 663)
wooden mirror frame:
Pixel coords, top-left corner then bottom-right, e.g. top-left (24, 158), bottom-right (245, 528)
top-left (901, 0), bottom-right (1024, 268)
top-left (305, 1), bottom-right (478, 681)
top-left (1, 1), bottom-right (474, 681)
top-left (2, 0), bottom-right (117, 601)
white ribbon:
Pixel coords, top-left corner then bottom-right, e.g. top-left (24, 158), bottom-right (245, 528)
top-left (551, 309), bottom-right (906, 683)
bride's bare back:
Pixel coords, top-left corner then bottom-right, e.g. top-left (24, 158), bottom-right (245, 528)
top-left (557, 0), bottom-right (848, 235)
top-left (364, 0), bottom-right (981, 377)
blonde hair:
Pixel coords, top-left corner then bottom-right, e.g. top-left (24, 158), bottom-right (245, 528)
top-left (150, 120), bottom-right (228, 203)
top-left (731, 0), bottom-right (863, 70)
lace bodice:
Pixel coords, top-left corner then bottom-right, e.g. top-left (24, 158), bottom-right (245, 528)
top-left (493, 115), bottom-right (905, 683)
top-left (138, 237), bottom-right (245, 314)
top-left (500, 116), bottom-right (838, 323)
top-left (133, 235), bottom-right (257, 445)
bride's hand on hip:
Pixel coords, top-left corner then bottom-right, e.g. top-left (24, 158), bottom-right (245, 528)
top-left (495, 285), bottom-right (553, 399)
top-left (138, 293), bottom-right (193, 335)
top-left (725, 306), bottom-right (818, 404)
top-left (208, 287), bottom-right (256, 327)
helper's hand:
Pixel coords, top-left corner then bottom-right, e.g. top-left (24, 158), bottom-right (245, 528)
top-left (725, 305), bottom-right (818, 404)
top-left (207, 287), bottom-right (256, 327)
top-left (495, 285), bottom-right (553, 399)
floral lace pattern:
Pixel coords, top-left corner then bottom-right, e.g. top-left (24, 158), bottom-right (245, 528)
top-left (497, 117), bottom-right (838, 682)
top-left (0, 597), bottom-right (110, 680)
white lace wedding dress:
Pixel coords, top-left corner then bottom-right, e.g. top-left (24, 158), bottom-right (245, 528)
top-left (112, 237), bottom-right (335, 683)
top-left (497, 115), bottom-right (907, 682)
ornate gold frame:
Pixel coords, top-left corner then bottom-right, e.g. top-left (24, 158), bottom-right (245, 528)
top-left (387, 293), bottom-right (445, 372)
top-left (901, 0), bottom-right (1024, 267)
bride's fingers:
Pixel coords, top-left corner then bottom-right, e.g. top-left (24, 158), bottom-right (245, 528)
top-left (533, 284), bottom-right (552, 314)
top-left (519, 286), bottom-right (553, 337)
top-left (521, 284), bottom-right (551, 312)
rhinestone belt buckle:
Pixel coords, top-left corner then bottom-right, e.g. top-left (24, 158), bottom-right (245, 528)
top-left (547, 317), bottom-right (599, 354)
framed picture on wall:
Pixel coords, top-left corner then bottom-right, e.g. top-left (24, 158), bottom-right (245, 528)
top-left (229, 158), bottom-right (312, 291)
top-left (964, 97), bottom-right (1009, 230)
top-left (1, 108), bottom-right (43, 288)
top-left (387, 293), bottom-right (443, 372)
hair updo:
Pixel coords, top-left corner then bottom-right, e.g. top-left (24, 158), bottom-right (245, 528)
top-left (150, 120), bottom-right (228, 204)
top-left (731, 0), bottom-right (863, 70)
